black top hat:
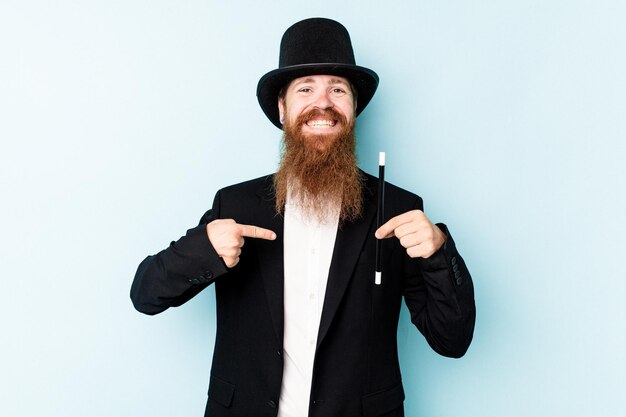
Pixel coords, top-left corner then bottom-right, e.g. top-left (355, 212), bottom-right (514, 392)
top-left (257, 18), bottom-right (379, 129)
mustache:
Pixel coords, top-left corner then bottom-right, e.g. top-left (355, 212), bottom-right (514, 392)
top-left (294, 107), bottom-right (349, 127)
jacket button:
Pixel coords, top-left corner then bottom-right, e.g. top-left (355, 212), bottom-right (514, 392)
top-left (203, 270), bottom-right (213, 279)
top-left (451, 256), bottom-right (458, 266)
top-left (189, 278), bottom-right (200, 285)
top-left (267, 400), bottom-right (277, 408)
top-left (276, 350), bottom-right (282, 357)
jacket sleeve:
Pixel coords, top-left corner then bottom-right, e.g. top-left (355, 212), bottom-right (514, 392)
top-left (130, 193), bottom-right (229, 315)
top-left (403, 223), bottom-right (476, 358)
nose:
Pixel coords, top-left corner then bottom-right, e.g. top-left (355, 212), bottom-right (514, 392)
top-left (312, 90), bottom-right (334, 110)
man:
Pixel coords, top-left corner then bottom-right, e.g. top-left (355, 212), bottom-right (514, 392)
top-left (131, 18), bottom-right (475, 417)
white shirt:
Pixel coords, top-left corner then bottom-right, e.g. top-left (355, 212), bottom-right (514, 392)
top-left (278, 195), bottom-right (340, 417)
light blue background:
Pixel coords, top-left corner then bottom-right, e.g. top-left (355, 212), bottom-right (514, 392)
top-left (1, 1), bottom-right (624, 416)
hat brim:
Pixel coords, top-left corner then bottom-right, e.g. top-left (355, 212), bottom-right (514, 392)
top-left (256, 63), bottom-right (379, 129)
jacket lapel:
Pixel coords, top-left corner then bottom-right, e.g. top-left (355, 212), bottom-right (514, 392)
top-left (253, 176), bottom-right (285, 347)
top-left (251, 174), bottom-right (378, 349)
top-left (317, 174), bottom-right (377, 347)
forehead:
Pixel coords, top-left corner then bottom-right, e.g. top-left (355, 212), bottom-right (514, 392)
top-left (286, 74), bottom-right (351, 89)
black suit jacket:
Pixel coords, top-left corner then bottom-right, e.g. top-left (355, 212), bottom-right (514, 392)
top-left (131, 172), bottom-right (475, 417)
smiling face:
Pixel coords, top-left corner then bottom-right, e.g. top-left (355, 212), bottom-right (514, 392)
top-left (273, 74), bottom-right (363, 222)
top-left (278, 75), bottom-right (357, 151)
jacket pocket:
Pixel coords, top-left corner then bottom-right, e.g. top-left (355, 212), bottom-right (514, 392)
top-left (362, 383), bottom-right (405, 417)
top-left (208, 375), bottom-right (235, 408)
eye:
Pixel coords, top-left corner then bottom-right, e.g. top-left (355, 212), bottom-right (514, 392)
top-left (332, 88), bottom-right (347, 95)
top-left (298, 87), bottom-right (312, 93)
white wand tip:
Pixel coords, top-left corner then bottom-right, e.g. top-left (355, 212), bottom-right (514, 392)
top-left (379, 152), bottom-right (385, 166)
top-left (375, 271), bottom-right (382, 285)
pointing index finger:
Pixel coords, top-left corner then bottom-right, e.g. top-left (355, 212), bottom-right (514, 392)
top-left (238, 224), bottom-right (277, 241)
top-left (375, 212), bottom-right (412, 239)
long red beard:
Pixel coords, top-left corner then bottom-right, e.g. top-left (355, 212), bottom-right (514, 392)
top-left (274, 108), bottom-right (363, 222)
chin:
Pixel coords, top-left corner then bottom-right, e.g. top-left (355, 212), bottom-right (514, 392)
top-left (304, 133), bottom-right (338, 151)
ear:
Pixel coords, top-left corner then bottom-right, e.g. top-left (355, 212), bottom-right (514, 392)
top-left (278, 98), bottom-right (285, 124)
top-left (278, 98), bottom-right (285, 115)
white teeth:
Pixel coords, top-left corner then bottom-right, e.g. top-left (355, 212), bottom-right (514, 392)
top-left (306, 120), bottom-right (336, 128)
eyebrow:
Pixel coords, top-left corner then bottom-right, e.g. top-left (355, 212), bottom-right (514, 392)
top-left (292, 77), bottom-right (350, 87)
